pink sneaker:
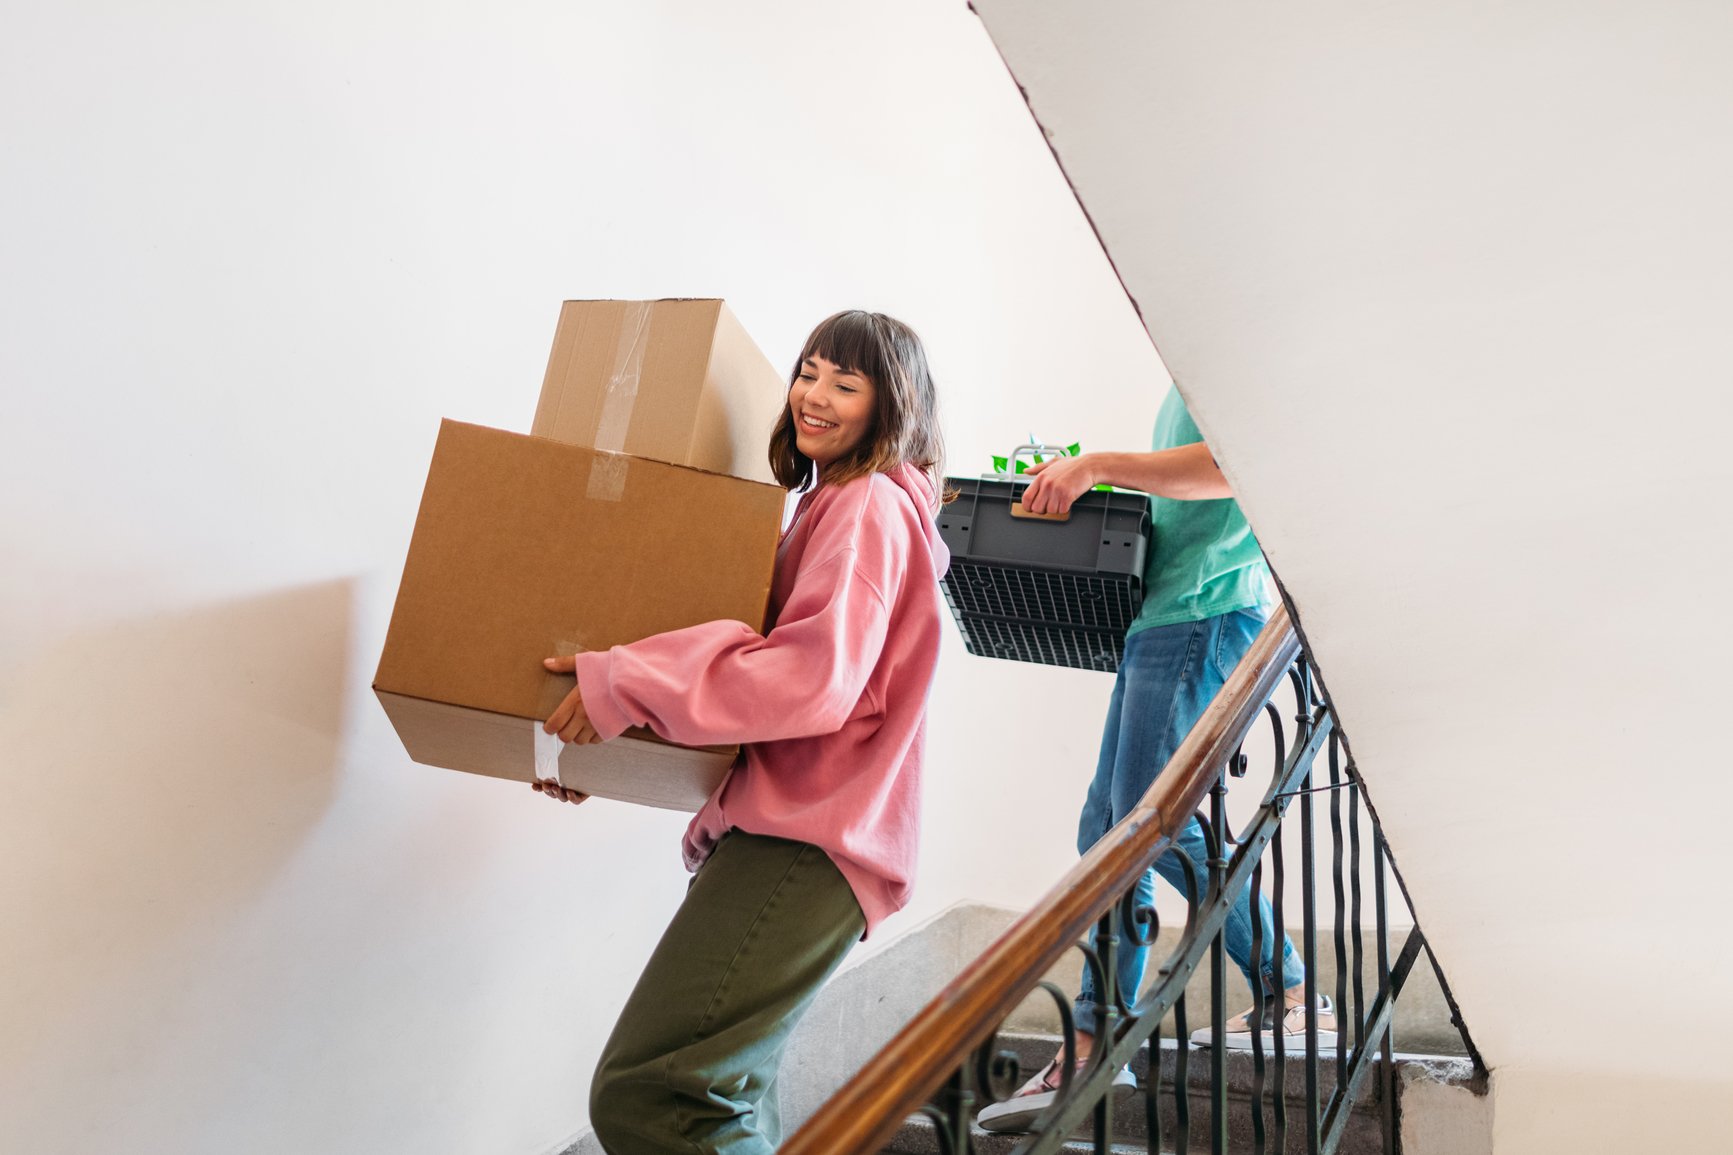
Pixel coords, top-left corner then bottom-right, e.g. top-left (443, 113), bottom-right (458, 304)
top-left (1190, 994), bottom-right (1338, 1051)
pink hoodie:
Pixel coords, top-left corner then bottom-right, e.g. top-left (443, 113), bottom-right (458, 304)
top-left (571, 462), bottom-right (949, 936)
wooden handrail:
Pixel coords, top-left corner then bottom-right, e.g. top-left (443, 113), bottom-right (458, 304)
top-left (781, 605), bottom-right (1300, 1155)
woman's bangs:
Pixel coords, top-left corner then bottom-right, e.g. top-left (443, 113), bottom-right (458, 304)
top-left (800, 312), bottom-right (890, 388)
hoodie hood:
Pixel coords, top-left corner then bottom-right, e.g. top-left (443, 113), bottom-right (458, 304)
top-left (884, 463), bottom-right (951, 581)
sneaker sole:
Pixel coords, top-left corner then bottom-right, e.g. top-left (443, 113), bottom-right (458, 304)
top-left (975, 1072), bottom-right (1137, 1135)
top-left (976, 1088), bottom-right (1057, 1135)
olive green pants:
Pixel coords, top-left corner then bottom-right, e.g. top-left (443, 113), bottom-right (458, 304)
top-left (589, 832), bottom-right (865, 1154)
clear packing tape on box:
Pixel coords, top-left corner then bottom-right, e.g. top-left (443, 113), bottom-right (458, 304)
top-left (581, 301), bottom-right (652, 502)
top-left (534, 727), bottom-right (564, 785)
top-left (592, 302), bottom-right (650, 452)
top-left (533, 635), bottom-right (601, 789)
top-left (545, 306), bottom-right (652, 747)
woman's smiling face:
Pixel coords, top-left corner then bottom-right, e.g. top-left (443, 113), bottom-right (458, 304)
top-left (789, 355), bottom-right (876, 467)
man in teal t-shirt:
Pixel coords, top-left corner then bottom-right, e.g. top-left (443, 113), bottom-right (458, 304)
top-left (977, 386), bottom-right (1333, 1134)
top-left (1128, 390), bottom-right (1269, 629)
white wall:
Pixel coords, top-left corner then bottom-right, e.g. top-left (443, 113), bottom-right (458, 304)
top-left (0, 3), bottom-right (1174, 1152)
top-left (973, 1), bottom-right (1733, 1150)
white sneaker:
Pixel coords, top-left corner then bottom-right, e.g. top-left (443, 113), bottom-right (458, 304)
top-left (1189, 994), bottom-right (1337, 1051)
top-left (975, 1056), bottom-right (1136, 1134)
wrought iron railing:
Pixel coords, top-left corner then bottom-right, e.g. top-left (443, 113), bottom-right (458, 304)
top-left (781, 604), bottom-right (1483, 1155)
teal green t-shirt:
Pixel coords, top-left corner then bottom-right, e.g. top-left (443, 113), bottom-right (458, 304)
top-left (1126, 387), bottom-right (1271, 635)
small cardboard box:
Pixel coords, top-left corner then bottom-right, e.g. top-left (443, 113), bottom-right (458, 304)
top-left (533, 298), bottom-right (787, 484)
top-left (374, 420), bottom-right (785, 811)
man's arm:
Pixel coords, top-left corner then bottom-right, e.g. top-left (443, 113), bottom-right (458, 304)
top-left (1018, 443), bottom-right (1231, 515)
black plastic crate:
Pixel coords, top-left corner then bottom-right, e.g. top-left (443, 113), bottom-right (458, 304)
top-left (938, 477), bottom-right (1152, 672)
top-left (946, 613), bottom-right (1128, 674)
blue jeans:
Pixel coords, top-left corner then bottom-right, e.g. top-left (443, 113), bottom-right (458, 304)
top-left (1073, 610), bottom-right (1303, 1037)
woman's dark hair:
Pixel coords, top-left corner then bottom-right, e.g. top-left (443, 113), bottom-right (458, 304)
top-left (768, 310), bottom-right (948, 507)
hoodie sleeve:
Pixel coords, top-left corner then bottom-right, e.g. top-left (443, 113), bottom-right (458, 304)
top-left (570, 483), bottom-right (909, 747)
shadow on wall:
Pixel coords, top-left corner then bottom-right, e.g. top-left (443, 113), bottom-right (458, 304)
top-left (0, 579), bottom-right (354, 1095)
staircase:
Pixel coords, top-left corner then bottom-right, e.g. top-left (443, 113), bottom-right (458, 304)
top-left (780, 609), bottom-right (1490, 1155)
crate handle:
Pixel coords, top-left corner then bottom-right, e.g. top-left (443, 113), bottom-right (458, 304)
top-left (1006, 444), bottom-right (1075, 522)
top-left (1010, 501), bottom-right (1071, 522)
top-left (1007, 443), bottom-right (1073, 470)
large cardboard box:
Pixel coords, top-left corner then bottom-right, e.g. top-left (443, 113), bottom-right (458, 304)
top-left (374, 420), bottom-right (785, 811)
top-left (533, 298), bottom-right (787, 484)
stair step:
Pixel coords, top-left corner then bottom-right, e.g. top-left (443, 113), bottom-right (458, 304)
top-left (880, 1033), bottom-right (1470, 1155)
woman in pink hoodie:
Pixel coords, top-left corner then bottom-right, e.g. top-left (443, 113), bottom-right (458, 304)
top-left (536, 311), bottom-right (950, 1155)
